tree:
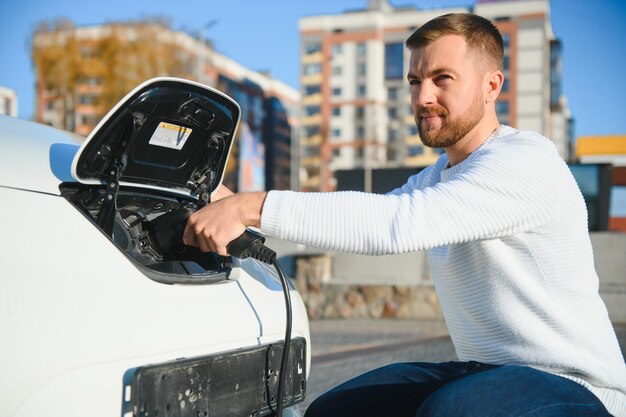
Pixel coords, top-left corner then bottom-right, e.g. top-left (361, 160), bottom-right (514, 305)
top-left (97, 21), bottom-right (186, 113)
top-left (32, 18), bottom-right (187, 133)
top-left (32, 19), bottom-right (82, 130)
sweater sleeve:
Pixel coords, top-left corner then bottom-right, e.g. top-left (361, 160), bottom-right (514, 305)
top-left (261, 140), bottom-right (558, 255)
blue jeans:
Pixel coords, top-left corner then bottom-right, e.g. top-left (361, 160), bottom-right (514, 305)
top-left (304, 361), bottom-right (612, 417)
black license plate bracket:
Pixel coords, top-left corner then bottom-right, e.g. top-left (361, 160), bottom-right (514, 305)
top-left (122, 338), bottom-right (306, 417)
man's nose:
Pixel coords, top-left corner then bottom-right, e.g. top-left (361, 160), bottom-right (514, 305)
top-left (415, 80), bottom-right (436, 107)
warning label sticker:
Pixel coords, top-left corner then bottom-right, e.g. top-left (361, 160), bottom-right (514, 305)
top-left (148, 122), bottom-right (192, 150)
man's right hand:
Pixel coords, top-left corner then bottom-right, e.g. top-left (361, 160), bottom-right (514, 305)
top-left (183, 191), bottom-right (267, 256)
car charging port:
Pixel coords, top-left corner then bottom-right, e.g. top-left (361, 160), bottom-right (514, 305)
top-left (60, 185), bottom-right (230, 285)
top-left (147, 205), bottom-right (196, 254)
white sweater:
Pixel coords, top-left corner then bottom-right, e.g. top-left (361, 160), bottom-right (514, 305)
top-left (261, 125), bottom-right (626, 416)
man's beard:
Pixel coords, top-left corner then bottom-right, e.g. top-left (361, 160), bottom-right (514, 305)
top-left (416, 93), bottom-right (485, 149)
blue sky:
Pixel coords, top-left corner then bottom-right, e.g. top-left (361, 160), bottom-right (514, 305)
top-left (1, 0), bottom-right (625, 138)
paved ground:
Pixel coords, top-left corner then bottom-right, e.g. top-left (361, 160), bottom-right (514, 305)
top-left (298, 319), bottom-right (626, 413)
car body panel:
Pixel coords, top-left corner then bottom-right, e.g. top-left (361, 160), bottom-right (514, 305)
top-left (0, 113), bottom-right (310, 416)
top-left (0, 115), bottom-right (81, 195)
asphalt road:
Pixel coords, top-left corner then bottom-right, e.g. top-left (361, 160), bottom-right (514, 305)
top-left (299, 319), bottom-right (626, 413)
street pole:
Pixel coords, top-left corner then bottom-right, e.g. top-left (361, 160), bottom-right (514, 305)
top-left (364, 110), bottom-right (373, 193)
top-left (197, 20), bottom-right (218, 86)
top-left (364, 140), bottom-right (372, 193)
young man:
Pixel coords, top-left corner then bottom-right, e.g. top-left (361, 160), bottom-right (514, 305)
top-left (184, 13), bottom-right (625, 417)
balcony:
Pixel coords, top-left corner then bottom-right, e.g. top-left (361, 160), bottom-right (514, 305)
top-left (302, 113), bottom-right (322, 125)
top-left (302, 52), bottom-right (323, 64)
top-left (405, 134), bottom-right (422, 145)
top-left (301, 134), bottom-right (322, 146)
top-left (301, 73), bottom-right (323, 85)
top-left (301, 175), bottom-right (321, 189)
top-left (404, 151), bottom-right (439, 167)
top-left (302, 93), bottom-right (322, 105)
top-left (300, 156), bottom-right (322, 166)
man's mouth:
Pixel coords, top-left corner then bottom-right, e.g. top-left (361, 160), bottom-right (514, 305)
top-left (420, 114), bottom-right (443, 123)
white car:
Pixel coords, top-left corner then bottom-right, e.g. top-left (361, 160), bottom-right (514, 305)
top-left (0, 78), bottom-right (310, 417)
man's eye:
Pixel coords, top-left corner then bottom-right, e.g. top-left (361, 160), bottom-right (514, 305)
top-left (436, 74), bottom-right (452, 82)
top-left (409, 79), bottom-right (421, 86)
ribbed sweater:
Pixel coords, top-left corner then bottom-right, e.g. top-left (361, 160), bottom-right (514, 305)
top-left (261, 125), bottom-right (626, 416)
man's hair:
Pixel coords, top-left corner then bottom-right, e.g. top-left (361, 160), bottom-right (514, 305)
top-left (405, 13), bottom-right (504, 70)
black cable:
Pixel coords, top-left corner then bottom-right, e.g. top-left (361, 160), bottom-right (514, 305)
top-left (158, 218), bottom-right (293, 414)
top-left (226, 230), bottom-right (292, 417)
top-left (272, 258), bottom-right (292, 417)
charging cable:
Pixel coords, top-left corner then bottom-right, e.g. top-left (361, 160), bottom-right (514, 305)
top-left (227, 230), bottom-right (292, 417)
top-left (152, 214), bottom-right (294, 417)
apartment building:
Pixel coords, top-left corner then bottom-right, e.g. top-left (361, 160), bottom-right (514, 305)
top-left (32, 21), bottom-right (299, 191)
top-left (0, 86), bottom-right (18, 117)
top-left (299, 0), bottom-right (572, 191)
top-left (575, 135), bottom-right (626, 232)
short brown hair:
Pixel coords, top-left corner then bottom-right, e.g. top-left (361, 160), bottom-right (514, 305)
top-left (405, 13), bottom-right (504, 70)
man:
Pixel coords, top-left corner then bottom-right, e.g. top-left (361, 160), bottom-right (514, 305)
top-left (184, 13), bottom-right (625, 417)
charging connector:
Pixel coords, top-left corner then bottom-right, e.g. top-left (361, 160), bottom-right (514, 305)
top-left (226, 229), bottom-right (276, 264)
top-left (228, 230), bottom-right (292, 417)
top-left (153, 221), bottom-right (294, 416)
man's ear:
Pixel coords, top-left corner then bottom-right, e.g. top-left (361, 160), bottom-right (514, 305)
top-left (484, 70), bottom-right (504, 103)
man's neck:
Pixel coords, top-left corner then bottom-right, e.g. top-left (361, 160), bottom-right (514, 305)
top-left (445, 119), bottom-right (500, 167)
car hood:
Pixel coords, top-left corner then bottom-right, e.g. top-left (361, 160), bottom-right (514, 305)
top-left (0, 115), bottom-right (82, 195)
top-left (72, 77), bottom-right (240, 198)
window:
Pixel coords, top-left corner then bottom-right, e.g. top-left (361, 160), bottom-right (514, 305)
top-left (332, 148), bottom-right (341, 157)
top-left (388, 107), bottom-right (397, 119)
top-left (332, 129), bottom-right (341, 138)
top-left (332, 107), bottom-right (341, 116)
top-left (355, 107), bottom-right (364, 120)
top-left (332, 66), bottom-right (342, 75)
top-left (305, 85), bottom-right (321, 95)
top-left (305, 126), bottom-right (320, 137)
top-left (388, 87), bottom-right (398, 101)
top-left (302, 146), bottom-right (319, 157)
top-left (357, 85), bottom-right (366, 97)
top-left (408, 145), bottom-right (424, 157)
top-left (78, 95), bottom-right (96, 105)
top-left (332, 87), bottom-right (342, 96)
top-left (79, 46), bottom-right (96, 59)
top-left (356, 126), bottom-right (365, 139)
top-left (385, 43), bottom-right (404, 80)
top-left (409, 125), bottom-right (418, 136)
top-left (496, 101), bottom-right (510, 115)
top-left (502, 79), bottom-right (510, 92)
top-left (304, 42), bottom-right (322, 55)
top-left (80, 114), bottom-right (100, 126)
top-left (303, 63), bottom-right (321, 76)
top-left (502, 33), bottom-right (511, 49)
top-left (331, 43), bottom-right (343, 55)
top-left (388, 128), bottom-right (397, 142)
top-left (356, 42), bottom-right (366, 56)
top-left (503, 55), bottom-right (510, 71)
top-left (305, 105), bottom-right (321, 116)
top-left (83, 76), bottom-right (101, 86)
top-left (550, 39), bottom-right (562, 108)
top-left (357, 63), bottom-right (366, 76)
